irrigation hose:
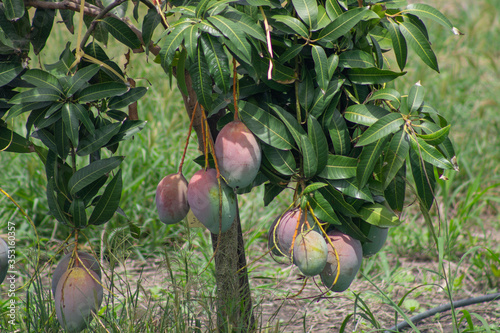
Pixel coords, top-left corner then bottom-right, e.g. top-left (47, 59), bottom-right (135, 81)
top-left (385, 292), bottom-right (500, 332)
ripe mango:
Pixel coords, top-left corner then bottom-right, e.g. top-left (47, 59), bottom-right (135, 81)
top-left (156, 172), bottom-right (190, 224)
top-left (187, 168), bottom-right (237, 234)
top-left (320, 230), bottom-right (362, 292)
top-left (54, 266), bottom-right (103, 332)
top-left (52, 251), bottom-right (101, 297)
top-left (292, 230), bottom-right (328, 276)
top-left (215, 120), bottom-right (261, 188)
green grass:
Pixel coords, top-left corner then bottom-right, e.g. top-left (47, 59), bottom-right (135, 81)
top-left (1, 0), bottom-right (500, 331)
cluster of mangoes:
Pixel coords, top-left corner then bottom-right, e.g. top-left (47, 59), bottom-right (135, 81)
top-left (156, 120), bottom-right (261, 233)
top-left (268, 209), bottom-right (388, 291)
top-left (51, 251), bottom-right (103, 332)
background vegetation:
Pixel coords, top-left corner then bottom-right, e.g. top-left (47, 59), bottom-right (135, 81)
top-left (1, 0), bottom-right (499, 331)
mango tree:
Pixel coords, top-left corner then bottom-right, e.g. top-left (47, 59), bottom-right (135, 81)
top-left (0, 0), bottom-right (461, 331)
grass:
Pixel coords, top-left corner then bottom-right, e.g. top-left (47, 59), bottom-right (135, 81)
top-left (1, 0), bottom-right (500, 331)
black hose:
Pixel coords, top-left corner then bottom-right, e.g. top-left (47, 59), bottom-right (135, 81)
top-left (385, 292), bottom-right (500, 332)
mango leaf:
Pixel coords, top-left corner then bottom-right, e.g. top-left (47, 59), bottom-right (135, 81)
top-left (0, 127), bottom-right (32, 153)
top-left (61, 103), bottom-right (80, 147)
top-left (262, 144), bottom-right (296, 176)
top-left (271, 61), bottom-right (296, 83)
top-left (70, 103), bottom-right (94, 134)
top-left (384, 165), bottom-right (406, 212)
top-left (69, 198), bottom-right (87, 229)
top-left (278, 44), bottom-right (304, 64)
top-left (324, 105), bottom-right (350, 156)
top-left (142, 8), bottom-right (161, 54)
top-left (309, 190), bottom-right (340, 225)
top-left (183, 24), bottom-right (200, 61)
top-left (239, 101), bottom-right (294, 150)
top-left (298, 69), bottom-right (314, 111)
top-left (32, 128), bottom-right (57, 153)
top-left (311, 45), bottom-right (329, 93)
top-left (101, 17), bottom-right (142, 50)
top-left (105, 120), bottom-right (147, 146)
top-left (359, 203), bottom-right (401, 227)
top-left (21, 69), bottom-right (63, 94)
top-left (327, 54), bottom-right (339, 78)
top-left (418, 123), bottom-right (450, 146)
top-left (63, 64), bottom-right (101, 97)
top-left (108, 87), bottom-right (148, 109)
top-left (382, 129), bottom-right (410, 188)
top-left (407, 82), bottom-right (425, 113)
top-left (272, 15), bottom-right (309, 38)
top-left (89, 169), bottom-right (123, 225)
top-left (344, 104), bottom-right (390, 126)
top-left (356, 112), bottom-right (404, 146)
top-left (54, 119), bottom-right (70, 160)
top-left (188, 48), bottom-right (213, 110)
top-left (318, 7), bottom-right (379, 42)
top-left (404, 4), bottom-right (460, 34)
top-left (385, 18), bottom-right (407, 71)
top-left (78, 82), bottom-right (128, 103)
top-left (77, 123), bottom-right (121, 156)
top-left (68, 156), bottom-right (124, 195)
top-left (207, 15), bottom-right (252, 63)
top-left (3, 0), bottom-right (25, 20)
top-left (357, 136), bottom-right (388, 189)
top-left (291, 0), bottom-right (318, 28)
top-left (46, 178), bottom-right (70, 225)
top-left (346, 67), bottom-right (406, 84)
top-left (409, 149), bottom-right (435, 211)
top-left (339, 50), bottom-right (375, 68)
top-left (329, 178), bottom-right (373, 202)
top-left (399, 21), bottom-right (439, 72)
top-left (367, 88), bottom-right (401, 109)
top-left (76, 176), bottom-right (107, 206)
top-left (264, 183), bottom-right (285, 206)
top-left (409, 134), bottom-right (453, 169)
top-left (159, 22), bottom-right (191, 69)
top-left (30, 7), bottom-right (55, 54)
top-left (418, 120), bottom-right (456, 161)
top-left (9, 88), bottom-right (61, 104)
top-left (0, 61), bottom-right (22, 87)
top-left (317, 154), bottom-right (357, 180)
top-left (319, 184), bottom-right (360, 217)
top-left (325, 0), bottom-right (343, 20)
top-left (224, 10), bottom-right (266, 43)
top-left (5, 101), bottom-right (52, 120)
top-left (308, 114), bottom-right (328, 173)
top-left (310, 78), bottom-right (343, 118)
top-left (195, 0), bottom-right (211, 18)
top-left (201, 34), bottom-right (230, 94)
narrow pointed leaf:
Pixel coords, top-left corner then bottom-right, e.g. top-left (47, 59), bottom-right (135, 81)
top-left (327, 54), bottom-right (339, 78)
top-left (382, 130), bottom-right (410, 188)
top-left (344, 104), bottom-right (390, 126)
top-left (308, 114), bottom-right (328, 173)
top-left (188, 48), bottom-right (212, 110)
top-left (30, 7), bottom-right (55, 54)
top-left (356, 112), bottom-right (404, 146)
top-left (404, 4), bottom-right (457, 33)
top-left (224, 10), bottom-right (266, 43)
top-left (207, 15), bottom-right (252, 63)
top-left (159, 22), bottom-right (191, 68)
top-left (105, 120), bottom-right (147, 146)
top-left (89, 169), bottom-right (123, 225)
top-left (339, 50), bottom-right (375, 68)
top-left (318, 7), bottom-right (379, 42)
top-left (298, 69), bottom-right (314, 110)
top-left (310, 190), bottom-right (340, 225)
top-left (142, 8), bottom-right (161, 53)
top-left (62, 103), bottom-right (80, 147)
top-left (9, 88), bottom-right (61, 104)
top-left (0, 127), bottom-right (32, 153)
top-left (409, 149), bottom-right (435, 210)
top-left (78, 82), bottom-right (128, 103)
top-left (64, 64), bottom-right (101, 97)
top-left (47, 178), bottom-right (70, 225)
top-left (68, 156), bottom-right (124, 195)
top-left (272, 15), bottom-right (309, 38)
top-left (77, 123), bottom-right (121, 156)
top-left (407, 82), bottom-right (425, 113)
top-left (367, 88), bottom-right (401, 108)
top-left (239, 101), bottom-right (294, 150)
top-left (0, 62), bottom-right (22, 87)
top-left (22, 69), bottom-right (63, 94)
top-left (318, 154), bottom-right (357, 180)
top-left (359, 203), bottom-right (401, 227)
top-left (69, 198), bottom-right (87, 229)
top-left (409, 134), bottom-right (453, 169)
top-left (291, 0), bottom-right (318, 28)
top-left (399, 21), bottom-right (439, 72)
top-left (183, 24), bottom-right (200, 61)
top-left (3, 0), bottom-right (25, 20)
top-left (385, 18), bottom-right (407, 71)
top-left (357, 137), bottom-right (388, 189)
top-left (201, 34), bottom-right (230, 94)
top-left (329, 178), bottom-right (373, 202)
top-left (324, 105), bottom-right (350, 156)
top-left (108, 87), bottom-right (148, 109)
top-left (5, 102), bottom-right (52, 120)
top-left (384, 165), bottom-right (406, 212)
top-left (325, 0), bottom-right (343, 19)
top-left (346, 67), bottom-right (406, 84)
top-left (418, 123), bottom-right (450, 146)
top-left (70, 103), bottom-right (94, 134)
top-left (319, 184), bottom-right (360, 217)
top-left (311, 45), bottom-right (329, 93)
top-left (262, 145), bottom-right (296, 176)
top-left (101, 17), bottom-right (142, 50)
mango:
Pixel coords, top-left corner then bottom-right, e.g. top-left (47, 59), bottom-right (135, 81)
top-left (320, 230), bottom-right (362, 292)
top-left (187, 168), bottom-right (237, 234)
top-left (52, 251), bottom-right (101, 297)
top-left (156, 172), bottom-right (190, 224)
top-left (55, 266), bottom-right (103, 332)
top-left (360, 224), bottom-right (388, 258)
top-left (0, 238), bottom-right (8, 284)
top-left (214, 120), bottom-right (262, 188)
top-left (292, 230), bottom-right (328, 276)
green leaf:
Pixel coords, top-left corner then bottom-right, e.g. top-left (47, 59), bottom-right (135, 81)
top-left (262, 145), bottom-right (296, 176)
top-left (101, 17), bottom-right (142, 50)
top-left (324, 105), bottom-right (350, 156)
top-left (159, 21), bottom-right (192, 69)
top-left (105, 120), bottom-right (146, 146)
top-left (327, 54), bottom-right (339, 78)
top-left (201, 34), bottom-right (230, 94)
top-left (21, 69), bottom-right (63, 94)
top-left (344, 104), bottom-right (390, 126)
top-left (384, 165), bottom-right (406, 212)
top-left (89, 169), bottom-right (123, 225)
top-left (298, 69), bottom-right (314, 111)
top-left (291, 0), bottom-right (318, 28)
top-left (195, 0), bottom-right (211, 18)
top-left (32, 129), bottom-right (57, 153)
top-left (5, 102), bottom-right (52, 120)
top-left (359, 203), bottom-right (401, 227)
top-left (409, 134), bottom-right (453, 169)
top-left (207, 15), bottom-right (252, 63)
top-left (70, 103), bottom-right (94, 134)
top-left (346, 67), bottom-right (406, 84)
top-left (9, 88), bottom-right (61, 104)
top-left (63, 64), bottom-right (101, 97)
top-left (328, 178), bottom-right (373, 202)
top-left (108, 87), bottom-right (148, 109)
top-left (308, 114), bottom-right (328, 173)
top-left (382, 130), bottom-right (410, 188)
top-left (325, 0), bottom-right (343, 20)
top-left (239, 101), bottom-right (294, 150)
top-left (224, 10), bottom-right (266, 43)
top-left (183, 24), bottom-right (200, 61)
top-left (54, 119), bottom-right (70, 160)
top-left (418, 123), bottom-right (450, 146)
top-left (407, 82), bottom-right (425, 113)
top-left (61, 103), bottom-right (80, 147)
top-left (46, 178), bottom-right (70, 225)
top-left (356, 113), bottom-right (404, 146)
top-left (278, 44), bottom-right (304, 64)
top-left (338, 50), bottom-right (375, 68)
top-left (367, 88), bottom-right (401, 109)
top-left (385, 18), bottom-right (407, 71)
top-left (142, 8), bottom-right (161, 54)
top-left (409, 149), bottom-right (435, 210)
top-left (303, 182), bottom-right (328, 195)
top-left (68, 156), bottom-right (124, 195)
top-left (78, 82), bottom-right (128, 103)
top-left (188, 47), bottom-right (212, 110)
top-left (319, 184), bottom-right (359, 217)
top-left (309, 190), bottom-right (340, 225)
top-left (311, 45), bottom-right (329, 93)
top-left (318, 7), bottom-right (379, 42)
top-left (404, 4), bottom-right (457, 33)
top-left (317, 154), bottom-right (357, 180)
top-left (310, 78), bottom-right (343, 118)
top-left (77, 123), bottom-right (121, 156)
top-left (0, 61), bottom-right (22, 87)
top-left (272, 15), bottom-right (309, 38)
top-left (264, 183), bottom-right (285, 206)
top-left (69, 198), bottom-right (87, 229)
top-left (0, 127), bottom-right (32, 153)
top-left (357, 136), bottom-right (388, 189)
top-left (30, 7), bottom-right (55, 54)
top-left (3, 0), bottom-right (25, 21)
top-left (399, 21), bottom-right (439, 72)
